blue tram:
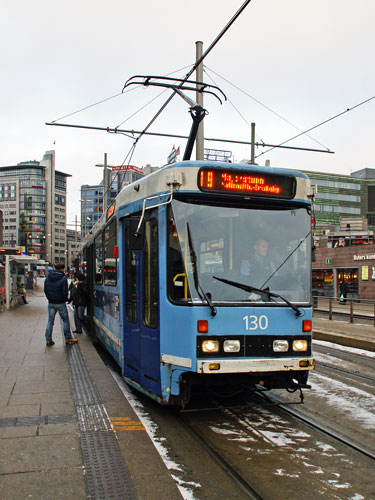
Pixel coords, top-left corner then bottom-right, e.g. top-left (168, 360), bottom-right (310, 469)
top-left (81, 160), bottom-right (315, 406)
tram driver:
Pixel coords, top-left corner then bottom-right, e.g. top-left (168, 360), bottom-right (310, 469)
top-left (240, 238), bottom-right (277, 287)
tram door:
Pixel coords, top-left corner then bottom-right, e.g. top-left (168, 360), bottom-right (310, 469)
top-left (123, 215), bottom-right (161, 395)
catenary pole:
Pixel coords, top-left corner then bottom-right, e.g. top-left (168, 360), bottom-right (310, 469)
top-left (196, 41), bottom-right (204, 160)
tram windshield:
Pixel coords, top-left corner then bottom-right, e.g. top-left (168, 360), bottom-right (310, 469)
top-left (167, 200), bottom-right (311, 304)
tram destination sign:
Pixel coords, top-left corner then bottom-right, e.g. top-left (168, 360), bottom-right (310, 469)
top-left (198, 167), bottom-right (296, 199)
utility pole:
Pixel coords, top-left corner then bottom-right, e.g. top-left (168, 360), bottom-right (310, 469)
top-left (195, 41), bottom-right (204, 161)
top-left (250, 122), bottom-right (256, 164)
top-left (103, 153), bottom-right (108, 213)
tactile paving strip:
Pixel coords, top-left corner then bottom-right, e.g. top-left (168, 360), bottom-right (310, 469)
top-left (76, 404), bottom-right (112, 432)
top-left (67, 346), bottom-right (101, 406)
top-left (81, 431), bottom-right (137, 500)
top-left (65, 341), bottom-right (137, 499)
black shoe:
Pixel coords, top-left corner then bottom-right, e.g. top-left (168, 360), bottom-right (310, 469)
top-left (72, 330), bottom-right (83, 333)
top-left (46, 340), bottom-right (55, 346)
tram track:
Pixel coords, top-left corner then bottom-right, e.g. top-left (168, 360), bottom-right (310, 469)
top-left (99, 341), bottom-right (375, 499)
top-left (314, 342), bottom-right (375, 361)
top-left (180, 389), bottom-right (375, 499)
top-left (315, 360), bottom-right (375, 384)
top-left (254, 392), bottom-right (375, 462)
top-left (177, 413), bottom-right (265, 500)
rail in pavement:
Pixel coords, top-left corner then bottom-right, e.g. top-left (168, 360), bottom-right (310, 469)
top-left (0, 282), bottom-right (182, 500)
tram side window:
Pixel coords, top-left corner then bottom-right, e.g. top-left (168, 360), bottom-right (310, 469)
top-left (167, 210), bottom-right (190, 303)
top-left (103, 220), bottom-right (117, 286)
top-left (125, 226), bottom-right (137, 323)
top-left (94, 233), bottom-right (103, 285)
top-left (143, 218), bottom-right (158, 328)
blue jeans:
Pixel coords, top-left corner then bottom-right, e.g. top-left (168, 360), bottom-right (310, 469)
top-left (45, 303), bottom-right (72, 342)
top-left (73, 305), bottom-right (90, 332)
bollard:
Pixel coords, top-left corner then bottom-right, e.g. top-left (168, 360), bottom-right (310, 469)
top-left (349, 299), bottom-right (353, 323)
top-left (329, 297), bottom-right (332, 320)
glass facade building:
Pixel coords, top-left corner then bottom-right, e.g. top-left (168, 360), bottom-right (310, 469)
top-left (80, 166), bottom-right (144, 238)
top-left (0, 152), bottom-right (71, 264)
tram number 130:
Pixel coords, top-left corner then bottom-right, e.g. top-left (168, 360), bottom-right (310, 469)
top-left (243, 315), bottom-right (269, 331)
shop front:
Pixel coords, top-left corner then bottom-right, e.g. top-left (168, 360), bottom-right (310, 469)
top-left (313, 245), bottom-right (373, 300)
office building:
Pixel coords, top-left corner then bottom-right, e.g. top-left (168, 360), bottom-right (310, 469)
top-left (0, 150), bottom-right (71, 264)
top-left (80, 165), bottom-right (144, 237)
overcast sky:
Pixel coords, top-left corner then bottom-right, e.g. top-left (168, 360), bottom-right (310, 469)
top-left (1, 0), bottom-right (374, 223)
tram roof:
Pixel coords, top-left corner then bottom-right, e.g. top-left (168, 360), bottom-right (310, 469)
top-left (81, 161), bottom-right (311, 247)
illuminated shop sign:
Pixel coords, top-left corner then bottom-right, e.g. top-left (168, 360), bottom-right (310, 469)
top-left (353, 254), bottom-right (375, 261)
top-left (198, 167), bottom-right (296, 199)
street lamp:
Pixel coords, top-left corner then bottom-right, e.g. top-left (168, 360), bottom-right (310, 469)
top-left (79, 199), bottom-right (89, 238)
top-left (95, 153), bottom-right (114, 213)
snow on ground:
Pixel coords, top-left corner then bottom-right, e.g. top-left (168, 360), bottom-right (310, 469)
top-left (308, 371), bottom-right (375, 430)
top-left (313, 339), bottom-right (375, 358)
top-left (110, 370), bottom-right (201, 500)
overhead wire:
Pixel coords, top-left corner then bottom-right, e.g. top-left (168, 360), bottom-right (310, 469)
top-left (51, 64), bottom-right (193, 125)
top-left (203, 67), bottom-right (267, 145)
top-left (255, 94), bottom-right (375, 159)
top-left (122, 0), bottom-right (253, 161)
top-left (204, 65), bottom-right (331, 152)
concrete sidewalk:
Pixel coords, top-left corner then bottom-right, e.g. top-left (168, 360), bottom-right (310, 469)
top-left (0, 283), bottom-right (181, 500)
top-left (313, 315), bottom-right (375, 351)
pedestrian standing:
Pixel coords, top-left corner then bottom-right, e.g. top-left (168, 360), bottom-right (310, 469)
top-left (339, 280), bottom-right (348, 304)
top-left (44, 263), bottom-right (78, 346)
top-left (16, 276), bottom-right (28, 304)
top-left (69, 272), bottom-right (91, 333)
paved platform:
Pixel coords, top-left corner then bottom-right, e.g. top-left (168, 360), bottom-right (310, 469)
top-left (313, 316), bottom-right (375, 351)
top-left (1, 285), bottom-right (374, 499)
top-left (0, 283), bottom-right (182, 500)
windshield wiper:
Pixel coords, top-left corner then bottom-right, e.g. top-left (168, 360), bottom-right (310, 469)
top-left (187, 223), bottom-right (217, 317)
top-left (213, 276), bottom-right (301, 317)
top-left (261, 231), bottom-right (311, 289)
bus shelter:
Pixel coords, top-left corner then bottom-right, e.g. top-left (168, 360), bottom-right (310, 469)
top-left (4, 255), bottom-right (48, 309)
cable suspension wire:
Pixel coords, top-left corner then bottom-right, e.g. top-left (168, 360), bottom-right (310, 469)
top-left (104, 1), bottom-right (253, 208)
top-left (203, 67), bottom-right (267, 145)
top-left (204, 65), bottom-right (331, 152)
top-left (50, 65), bottom-right (193, 125)
top-left (255, 94), bottom-right (375, 159)
top-left (51, 92), bottom-right (124, 124)
top-left (114, 65), bottom-right (194, 130)
top-left (126, 0), bottom-right (253, 154)
top-left (114, 88), bottom-right (169, 129)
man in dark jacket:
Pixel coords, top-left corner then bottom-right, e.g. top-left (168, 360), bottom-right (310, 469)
top-left (44, 263), bottom-right (78, 346)
top-left (69, 273), bottom-right (91, 333)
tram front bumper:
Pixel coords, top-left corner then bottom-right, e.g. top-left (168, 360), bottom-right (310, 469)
top-left (197, 357), bottom-right (315, 374)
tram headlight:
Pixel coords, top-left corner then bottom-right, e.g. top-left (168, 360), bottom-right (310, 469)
top-left (202, 340), bottom-right (220, 353)
top-left (293, 339), bottom-right (308, 352)
top-left (273, 340), bottom-right (289, 352)
top-left (223, 340), bottom-right (241, 353)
